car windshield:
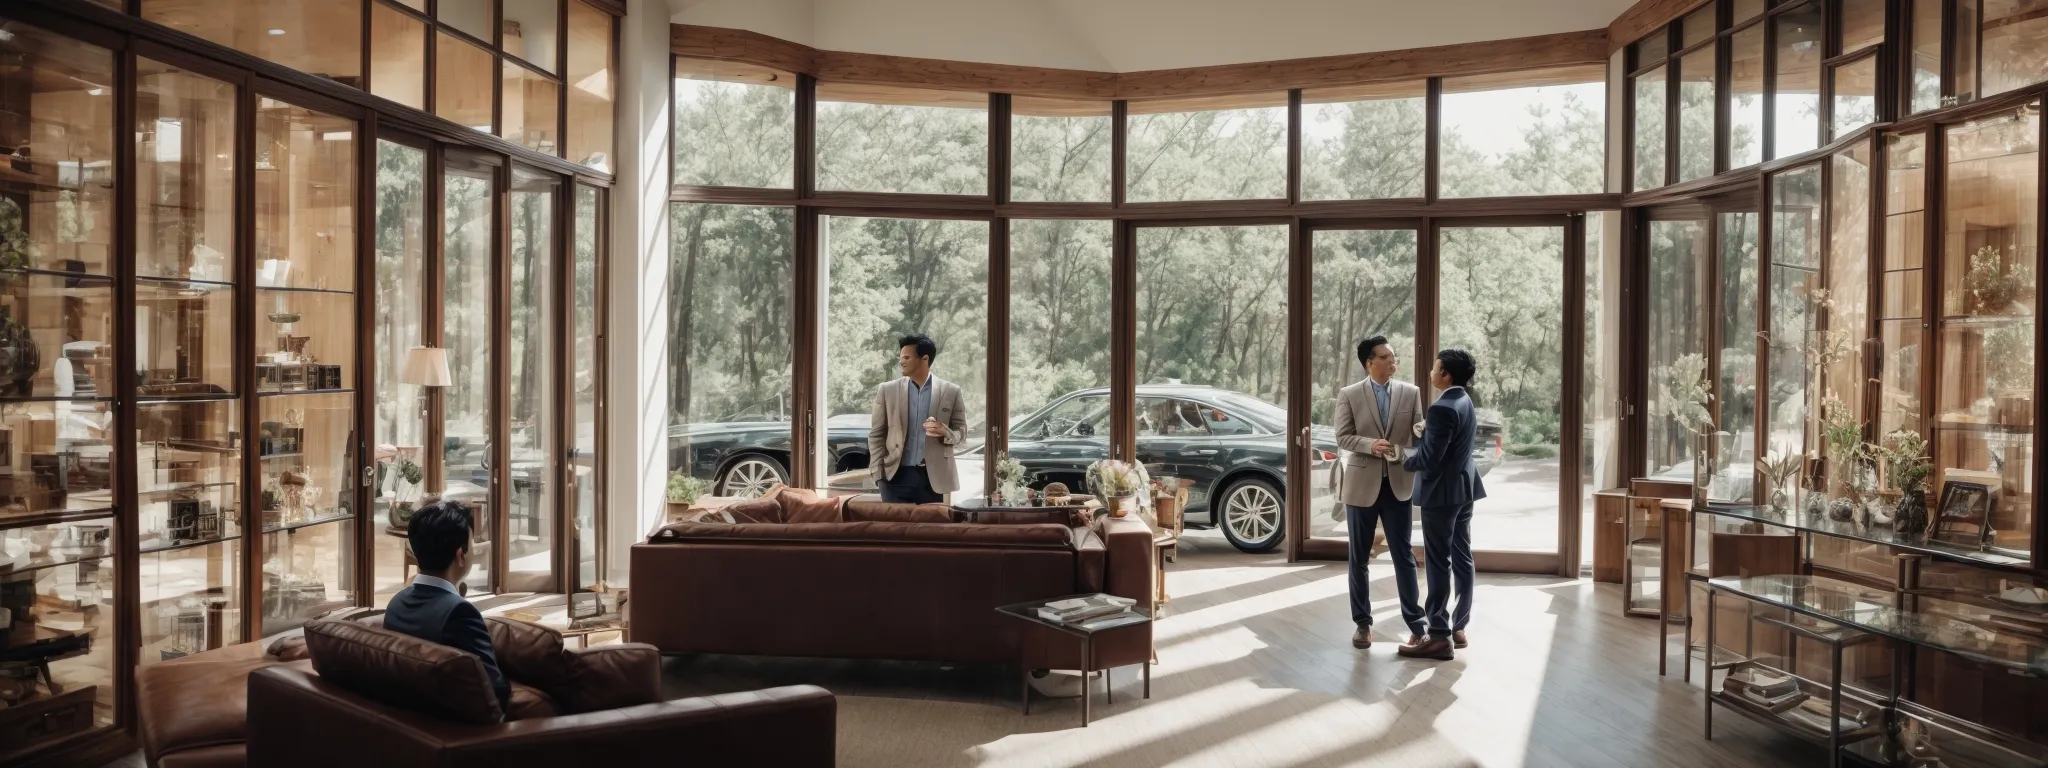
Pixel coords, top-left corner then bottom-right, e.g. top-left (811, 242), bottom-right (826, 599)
top-left (1210, 392), bottom-right (1285, 432)
top-left (1019, 394), bottom-right (1109, 438)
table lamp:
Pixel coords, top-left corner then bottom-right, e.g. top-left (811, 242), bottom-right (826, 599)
top-left (401, 346), bottom-right (452, 388)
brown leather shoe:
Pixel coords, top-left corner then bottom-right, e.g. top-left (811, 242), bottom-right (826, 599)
top-left (1351, 627), bottom-right (1372, 649)
top-left (1453, 631), bottom-right (1468, 649)
top-left (1397, 637), bottom-right (1454, 661)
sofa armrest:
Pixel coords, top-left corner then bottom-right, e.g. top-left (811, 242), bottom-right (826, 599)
top-left (247, 666), bottom-right (835, 768)
top-left (559, 643), bottom-right (663, 712)
top-left (1071, 524), bottom-right (1106, 594)
top-left (1097, 514), bottom-right (1156, 614)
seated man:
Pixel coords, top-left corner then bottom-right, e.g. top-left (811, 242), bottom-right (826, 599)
top-left (383, 501), bottom-right (510, 709)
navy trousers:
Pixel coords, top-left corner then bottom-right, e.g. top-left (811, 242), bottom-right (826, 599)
top-left (879, 464), bottom-right (943, 504)
top-left (1347, 477), bottom-right (1424, 637)
top-left (1419, 503), bottom-right (1475, 639)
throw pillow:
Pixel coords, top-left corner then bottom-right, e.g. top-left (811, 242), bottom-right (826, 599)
top-left (780, 494), bottom-right (846, 524)
top-left (723, 496), bottom-right (785, 524)
top-left (303, 620), bottom-right (504, 724)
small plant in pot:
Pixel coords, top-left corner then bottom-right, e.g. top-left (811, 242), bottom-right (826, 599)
top-left (1085, 459), bottom-right (1150, 517)
top-left (666, 471), bottom-right (709, 510)
top-left (1871, 429), bottom-right (1933, 538)
top-left (992, 452), bottom-right (1029, 506)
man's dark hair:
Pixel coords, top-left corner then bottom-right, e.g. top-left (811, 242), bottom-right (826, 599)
top-left (898, 334), bottom-right (938, 363)
top-left (1437, 348), bottom-right (1476, 388)
top-left (1356, 335), bottom-right (1391, 369)
top-left (408, 501), bottom-right (473, 573)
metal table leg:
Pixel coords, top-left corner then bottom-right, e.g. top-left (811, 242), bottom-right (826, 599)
top-left (1829, 641), bottom-right (1843, 768)
top-left (1022, 665), bottom-right (1031, 715)
top-left (1083, 635), bottom-right (1093, 727)
top-left (1705, 588), bottom-right (1715, 740)
top-left (1144, 657), bottom-right (1151, 699)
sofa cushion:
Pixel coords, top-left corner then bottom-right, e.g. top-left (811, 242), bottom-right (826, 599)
top-left (303, 620), bottom-right (504, 725)
top-left (843, 499), bottom-right (954, 524)
top-left (653, 520), bottom-right (1075, 549)
top-left (505, 681), bottom-right (561, 721)
top-left (138, 652), bottom-right (312, 762)
top-left (723, 496), bottom-right (785, 524)
top-left (780, 494), bottom-right (845, 524)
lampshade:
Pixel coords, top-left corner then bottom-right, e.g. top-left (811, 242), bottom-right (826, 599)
top-left (401, 347), bottom-right (453, 387)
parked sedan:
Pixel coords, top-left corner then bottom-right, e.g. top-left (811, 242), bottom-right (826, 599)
top-left (1002, 385), bottom-right (1339, 554)
top-left (668, 414), bottom-right (872, 497)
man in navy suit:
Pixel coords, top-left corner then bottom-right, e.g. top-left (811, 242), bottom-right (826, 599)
top-left (1397, 349), bottom-right (1487, 661)
top-left (383, 501), bottom-right (509, 708)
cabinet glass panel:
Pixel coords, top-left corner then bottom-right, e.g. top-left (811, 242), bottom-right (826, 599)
top-left (1937, 106), bottom-right (2037, 558)
top-left (1773, 3), bottom-right (1823, 159)
top-left (370, 2), bottom-right (428, 111)
top-left (138, 539), bottom-right (238, 664)
top-left (506, 168), bottom-right (556, 593)
top-left (136, 60), bottom-right (236, 282)
top-left (1881, 133), bottom-right (1927, 436)
top-left (136, 280), bottom-right (235, 397)
top-left (261, 519), bottom-right (355, 636)
top-left (443, 162), bottom-right (493, 592)
top-left (503, 62), bottom-right (561, 156)
top-left (437, 33), bottom-right (496, 134)
top-left (0, 548), bottom-right (116, 745)
top-left (135, 398), bottom-right (240, 659)
top-left (1633, 66), bottom-right (1667, 192)
top-left (373, 140), bottom-right (427, 603)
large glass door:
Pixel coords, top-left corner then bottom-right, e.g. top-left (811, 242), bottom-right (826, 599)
top-left (438, 151), bottom-right (495, 592)
top-left (1304, 225), bottom-right (1420, 553)
top-left (503, 166), bottom-right (558, 593)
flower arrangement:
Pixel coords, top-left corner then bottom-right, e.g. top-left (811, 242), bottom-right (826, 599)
top-left (1869, 429), bottom-right (1932, 496)
top-left (1086, 459), bottom-right (1151, 514)
top-left (994, 452), bottom-right (1026, 488)
top-left (1657, 353), bottom-right (1717, 438)
top-left (1757, 451), bottom-right (1802, 511)
top-left (1818, 395), bottom-right (1866, 472)
top-left (666, 471), bottom-right (709, 506)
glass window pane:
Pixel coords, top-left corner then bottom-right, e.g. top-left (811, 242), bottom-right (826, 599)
top-left (668, 204), bottom-right (794, 495)
top-left (1733, 0), bottom-right (1767, 24)
top-left (442, 161), bottom-right (493, 592)
top-left (1009, 220), bottom-right (1110, 420)
top-left (506, 168), bottom-right (556, 592)
top-left (1309, 229), bottom-right (1418, 541)
top-left (1633, 31), bottom-right (1669, 67)
top-left (390, 0), bottom-right (423, 10)
top-left (571, 186), bottom-right (600, 598)
top-left (1633, 67), bottom-right (1668, 192)
top-left (373, 140), bottom-right (427, 604)
top-left (502, 0), bottom-right (558, 73)
top-left (1840, 0), bottom-right (1886, 52)
top-left (1731, 25), bottom-right (1766, 169)
top-left (1825, 143), bottom-right (1873, 497)
top-left (1956, 0), bottom-right (1981, 103)
top-left (437, 33), bottom-right (496, 134)
top-left (1718, 211), bottom-right (1759, 502)
top-left (439, 0), bottom-right (492, 41)
top-left (137, 61), bottom-right (233, 283)
top-left (142, 0), bottom-right (363, 86)
top-left (1439, 226), bottom-right (1565, 553)
top-left (674, 61), bottom-right (795, 189)
top-left (1645, 220), bottom-right (1710, 480)
top-left (1583, 211), bottom-right (1624, 558)
top-left (1773, 3), bottom-right (1823, 159)
top-left (1008, 220), bottom-right (1110, 493)
top-left (1880, 133), bottom-right (1927, 435)
top-left (1442, 65), bottom-right (1605, 197)
top-left (4, 21), bottom-right (115, 276)
top-left (566, 2), bottom-right (613, 172)
top-left (1938, 106), bottom-right (2037, 557)
top-left (1681, 5), bottom-right (1716, 47)
top-left (260, 517), bottom-right (355, 634)
top-left (1910, 0), bottom-right (1944, 114)
top-left (1832, 57), bottom-right (1879, 139)
top-left (371, 2), bottom-right (427, 111)
top-left (503, 61), bottom-right (561, 155)
top-left (1679, 48), bottom-right (1716, 182)
top-left (1010, 97), bottom-right (1112, 202)
top-left (1125, 96), bottom-right (1287, 202)
top-left (817, 85), bottom-right (986, 195)
top-left (1136, 225), bottom-right (1290, 536)
top-left (1301, 82), bottom-right (1426, 200)
top-left (1983, 1), bottom-right (2048, 96)
top-left (255, 100), bottom-right (357, 296)
top-left (140, 540), bottom-right (237, 663)
top-left (1766, 165), bottom-right (1822, 480)
top-left (824, 217), bottom-right (988, 496)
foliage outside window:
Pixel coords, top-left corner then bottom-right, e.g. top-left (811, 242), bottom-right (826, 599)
top-left (1135, 226), bottom-right (1287, 405)
top-left (824, 216), bottom-right (989, 427)
top-left (1766, 165), bottom-right (1822, 474)
top-left (1678, 47), bottom-right (1716, 182)
top-left (1010, 97), bottom-right (1111, 202)
top-left (1301, 83), bottom-right (1426, 200)
top-left (1646, 220), bottom-right (1711, 478)
top-left (1730, 24), bottom-right (1766, 168)
top-left (1125, 96), bottom-right (1287, 202)
top-left (1717, 211), bottom-right (1759, 501)
top-left (1773, 3), bottom-right (1823, 159)
top-left (1634, 66), bottom-right (1667, 191)
top-left (817, 85), bottom-right (987, 195)
top-left (674, 61), bottom-right (795, 190)
top-left (668, 204), bottom-right (794, 488)
top-left (1010, 220), bottom-right (1111, 420)
top-left (1440, 66), bottom-right (1604, 198)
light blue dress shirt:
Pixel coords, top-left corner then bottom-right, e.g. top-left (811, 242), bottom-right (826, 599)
top-left (902, 375), bottom-right (933, 469)
top-left (1368, 377), bottom-right (1392, 428)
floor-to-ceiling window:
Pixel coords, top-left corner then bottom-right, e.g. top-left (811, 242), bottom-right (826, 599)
top-left (505, 167), bottom-right (557, 592)
top-left (441, 155), bottom-right (494, 591)
top-left (1308, 227), bottom-right (1419, 545)
top-left (372, 139), bottom-right (427, 604)
top-left (1006, 219), bottom-right (1112, 489)
top-left (668, 204), bottom-right (795, 496)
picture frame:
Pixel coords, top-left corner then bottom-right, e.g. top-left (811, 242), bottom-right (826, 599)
top-left (1932, 480), bottom-right (1994, 550)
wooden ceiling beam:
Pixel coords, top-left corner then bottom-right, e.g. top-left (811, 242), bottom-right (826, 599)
top-left (1607, 0), bottom-right (1713, 53)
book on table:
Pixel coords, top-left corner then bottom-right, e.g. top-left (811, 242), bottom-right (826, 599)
top-left (1036, 595), bottom-right (1136, 624)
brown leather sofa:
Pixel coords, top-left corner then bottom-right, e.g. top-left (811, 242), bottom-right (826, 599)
top-left (631, 491), bottom-right (1155, 673)
top-left (138, 614), bottom-right (834, 768)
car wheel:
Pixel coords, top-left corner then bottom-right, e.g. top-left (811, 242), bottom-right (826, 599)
top-left (1218, 477), bottom-right (1285, 553)
top-left (719, 455), bottom-right (788, 498)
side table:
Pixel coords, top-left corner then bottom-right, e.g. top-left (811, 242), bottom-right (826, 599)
top-left (996, 595), bottom-right (1153, 727)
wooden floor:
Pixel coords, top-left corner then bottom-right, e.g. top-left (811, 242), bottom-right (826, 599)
top-left (663, 528), bottom-right (1829, 768)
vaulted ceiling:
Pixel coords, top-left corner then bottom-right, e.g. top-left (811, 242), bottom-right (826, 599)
top-left (671, 0), bottom-right (1636, 72)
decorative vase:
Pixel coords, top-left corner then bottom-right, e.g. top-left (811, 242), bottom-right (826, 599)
top-left (1690, 433), bottom-right (1712, 509)
top-left (1110, 494), bottom-right (1137, 518)
top-left (1768, 485), bottom-right (1790, 514)
top-left (387, 501), bottom-right (415, 530)
top-left (1894, 490), bottom-right (1930, 538)
top-left (1827, 496), bottom-right (1857, 523)
top-left (1803, 488), bottom-right (1828, 518)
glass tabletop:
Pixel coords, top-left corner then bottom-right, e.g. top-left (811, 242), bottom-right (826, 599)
top-left (1698, 504), bottom-right (2032, 570)
top-left (997, 593), bottom-right (1154, 635)
top-left (1708, 575), bottom-right (2048, 677)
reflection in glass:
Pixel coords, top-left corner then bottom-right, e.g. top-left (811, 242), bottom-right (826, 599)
top-left (1832, 57), bottom-right (1879, 139)
top-left (1910, 0), bottom-right (1943, 114)
top-left (1011, 98), bottom-right (1112, 202)
top-left (262, 520), bottom-right (355, 636)
top-left (1880, 133), bottom-right (1927, 436)
top-left (0, 401), bottom-right (114, 519)
top-left (502, 0), bottom-right (559, 72)
top-left (135, 397), bottom-right (241, 663)
top-left (0, 552), bottom-right (116, 726)
top-left (1646, 220), bottom-right (1710, 480)
top-left (1679, 48), bottom-right (1716, 182)
top-left (136, 281), bottom-right (235, 396)
top-left (1441, 66), bottom-right (1605, 197)
top-left (1583, 211), bottom-right (1624, 560)
top-left (1984, 1), bottom-right (2048, 96)
top-left (1718, 212), bottom-right (1759, 502)
top-left (1840, 0), bottom-right (1885, 52)
top-left (437, 33), bottom-right (497, 134)
top-left (1773, 3), bottom-right (1823, 159)
top-left (504, 62), bottom-right (562, 156)
top-left (1680, 4), bottom-right (1714, 48)
top-left (141, 0), bottom-right (362, 85)
top-left (824, 217), bottom-right (988, 495)
top-left (673, 61), bottom-right (794, 189)
top-left (817, 85), bottom-right (986, 195)
top-left (1, 21), bottom-right (115, 275)
top-left (371, 2), bottom-right (428, 111)
top-left (566, 2), bottom-right (614, 172)
top-left (1956, 0), bottom-right (1981, 102)
top-left (1439, 226), bottom-right (1564, 553)
top-left (374, 140), bottom-right (427, 603)
top-left (1126, 97), bottom-right (1287, 202)
top-left (1301, 83), bottom-right (1426, 200)
top-left (1767, 166), bottom-right (1822, 481)
top-left (258, 394), bottom-right (356, 532)
top-left (438, 0), bottom-right (492, 41)
top-left (138, 539), bottom-right (236, 664)
top-left (1009, 220), bottom-right (1110, 421)
top-left (572, 186), bottom-right (601, 600)
top-left (1937, 107), bottom-right (2037, 556)
top-left (1730, 25), bottom-right (1766, 169)
top-left (137, 61), bottom-right (235, 281)
top-left (1310, 229), bottom-right (1417, 541)
top-left (443, 165), bottom-right (493, 591)
top-left (506, 169), bottom-right (557, 592)
top-left (1633, 67), bottom-right (1666, 192)
top-left (668, 204), bottom-right (793, 494)
top-left (1826, 143), bottom-right (1873, 498)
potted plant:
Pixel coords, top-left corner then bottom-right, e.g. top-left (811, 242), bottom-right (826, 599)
top-left (1756, 451), bottom-right (1801, 513)
top-left (1871, 429), bottom-right (1933, 537)
top-left (387, 456), bottom-right (426, 529)
top-left (992, 452), bottom-right (1028, 505)
top-left (1085, 459), bottom-right (1150, 517)
top-left (1818, 394), bottom-right (1866, 522)
top-left (666, 471), bottom-right (709, 514)
top-left (1657, 353), bottom-right (1722, 508)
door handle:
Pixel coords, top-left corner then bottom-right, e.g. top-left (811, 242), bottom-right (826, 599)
top-left (1193, 449), bottom-right (1218, 456)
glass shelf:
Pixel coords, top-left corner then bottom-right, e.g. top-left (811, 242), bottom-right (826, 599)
top-left (1700, 504), bottom-right (2032, 570)
top-left (262, 509), bottom-right (354, 535)
top-left (1708, 574), bottom-right (2048, 678)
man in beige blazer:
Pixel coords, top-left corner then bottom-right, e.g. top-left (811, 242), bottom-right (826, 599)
top-left (1334, 335), bottom-right (1426, 650)
top-left (869, 334), bottom-right (970, 503)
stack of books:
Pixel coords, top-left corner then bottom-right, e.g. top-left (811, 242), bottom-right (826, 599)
top-left (1723, 669), bottom-right (1806, 713)
top-left (1036, 595), bottom-right (1137, 626)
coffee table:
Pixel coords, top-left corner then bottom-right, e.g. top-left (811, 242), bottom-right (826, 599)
top-left (996, 594), bottom-right (1152, 726)
top-left (951, 499), bottom-right (1091, 525)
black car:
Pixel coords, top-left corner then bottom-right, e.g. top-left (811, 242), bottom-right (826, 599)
top-left (669, 414), bottom-right (873, 497)
top-left (1001, 385), bottom-right (1339, 554)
